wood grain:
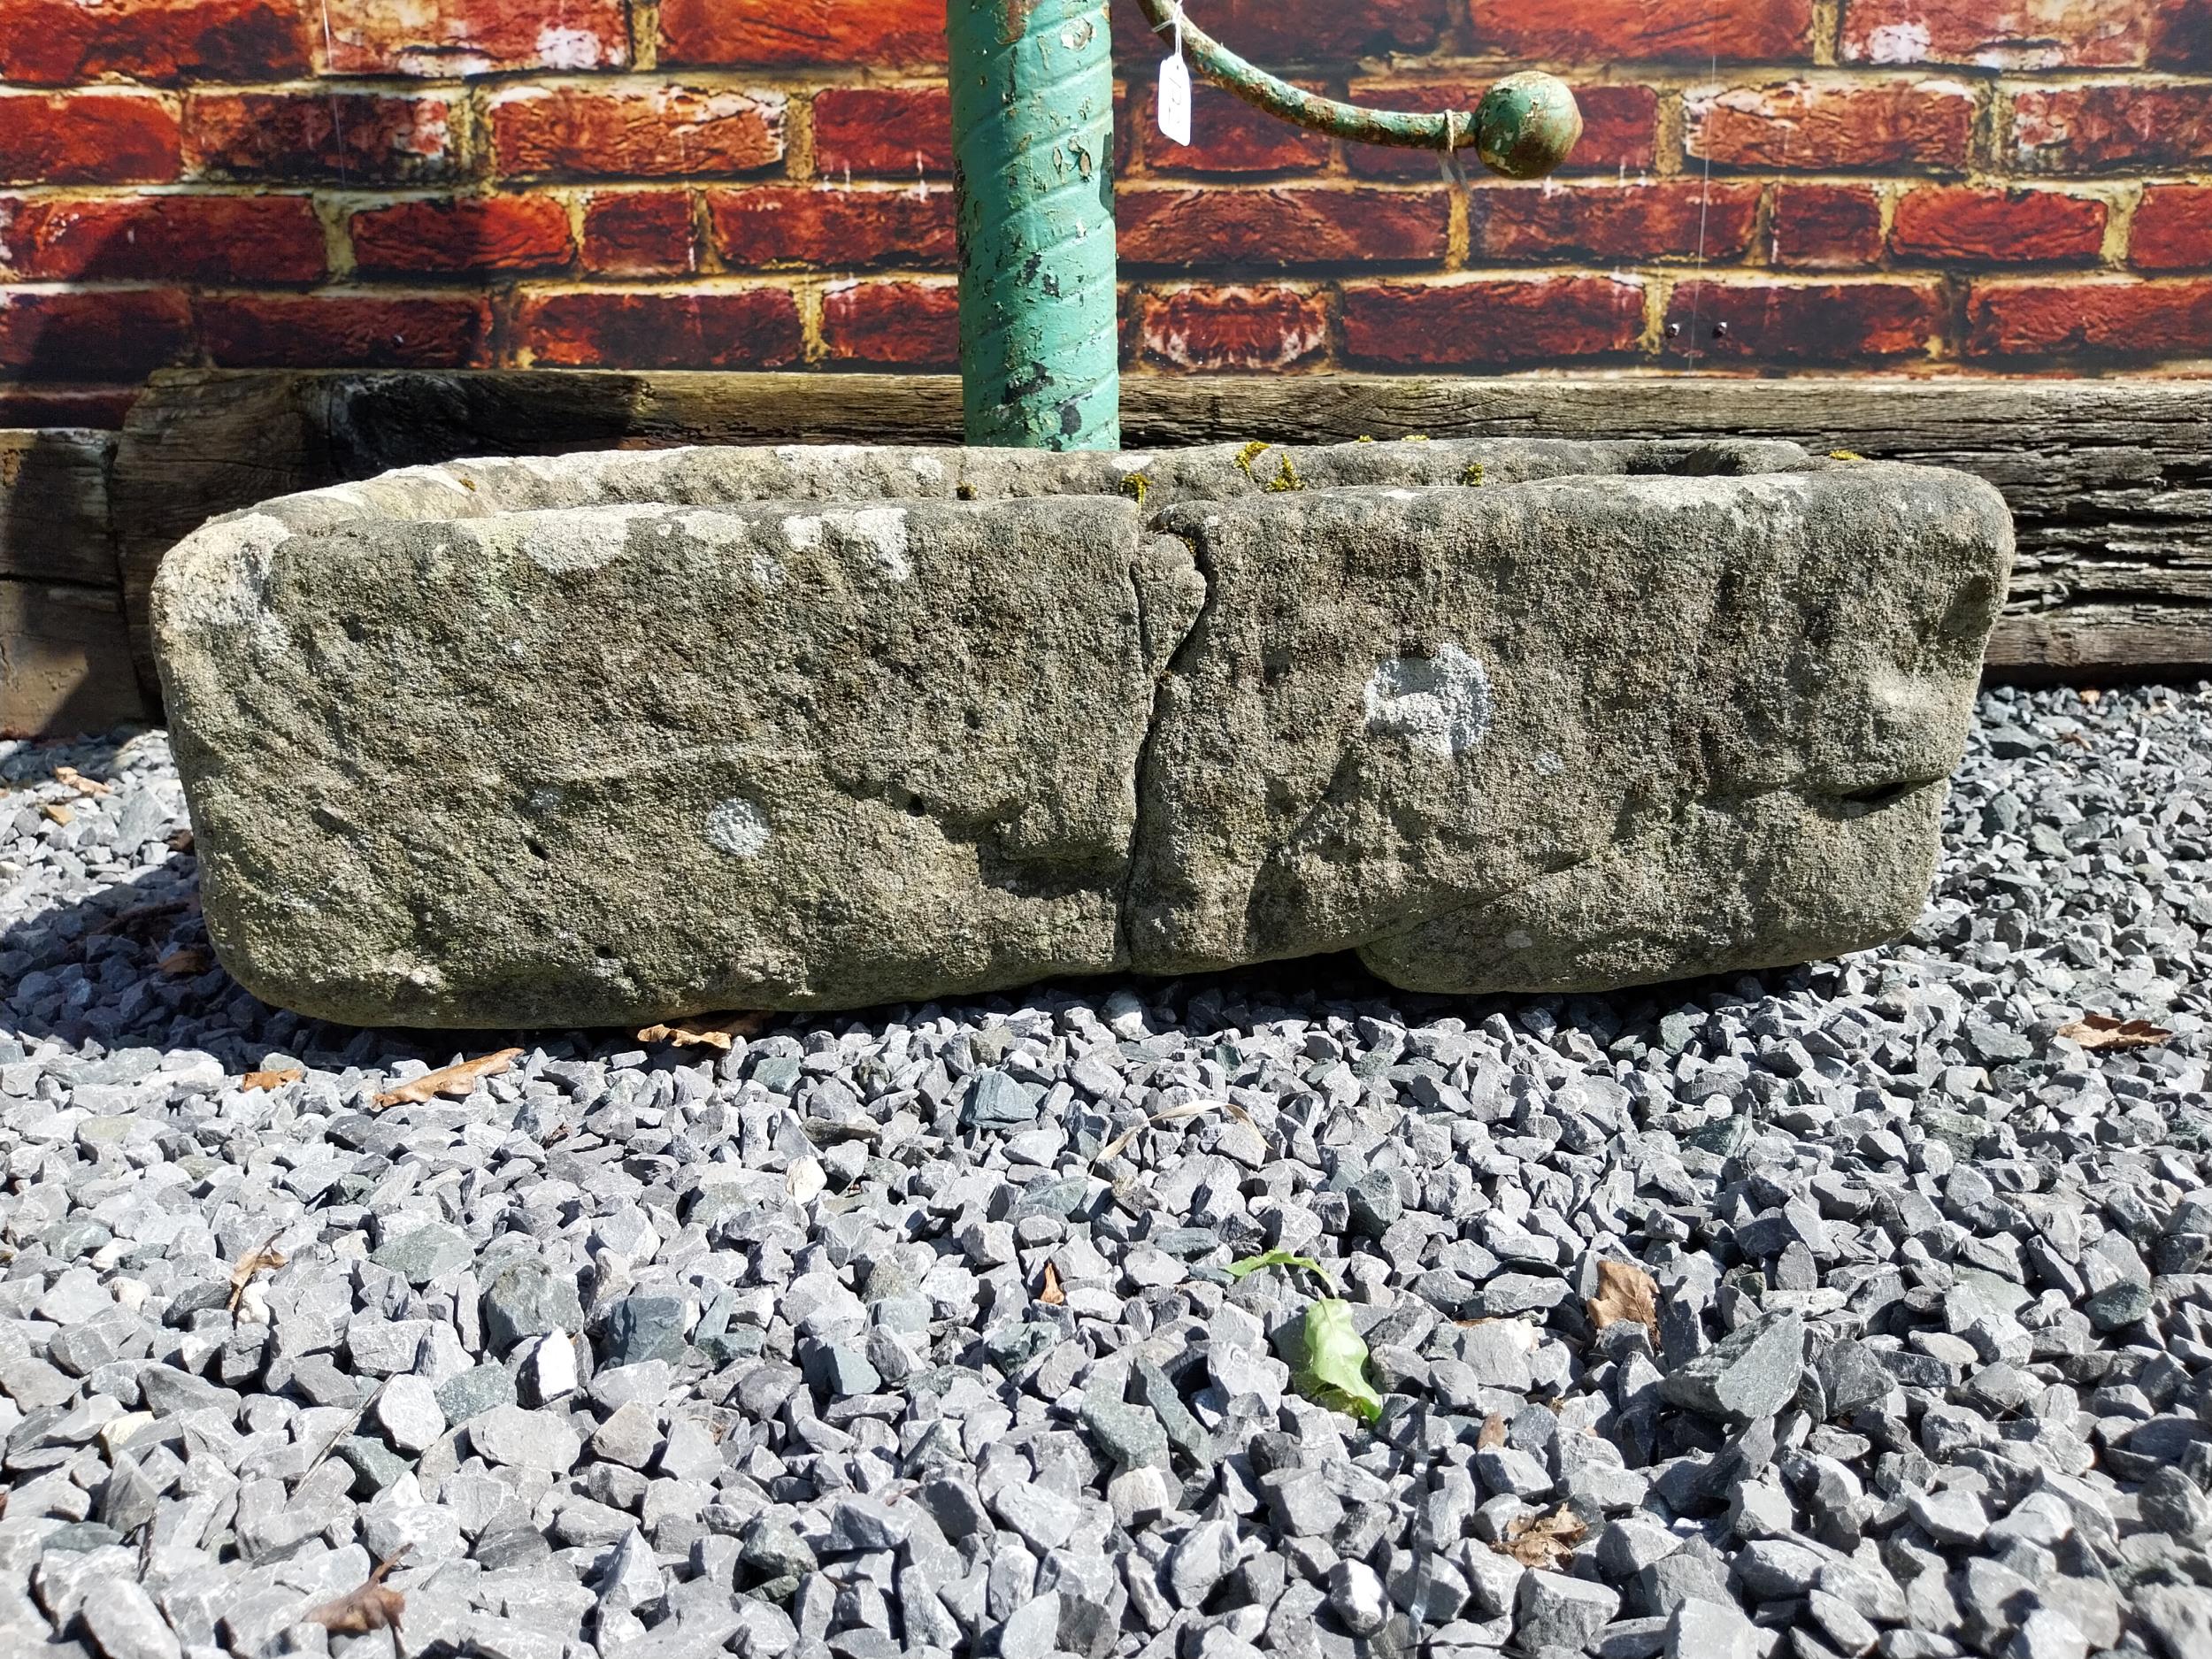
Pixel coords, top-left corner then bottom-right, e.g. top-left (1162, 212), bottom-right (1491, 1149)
top-left (1, 428), bottom-right (118, 588)
top-left (111, 369), bottom-right (2211, 700)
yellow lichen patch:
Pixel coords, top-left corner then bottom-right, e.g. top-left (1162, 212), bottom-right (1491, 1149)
top-left (1406, 434), bottom-right (1431, 442)
top-left (1463, 461), bottom-right (1486, 488)
top-left (1265, 453), bottom-right (1304, 492)
top-left (1234, 440), bottom-right (1273, 478)
top-left (1120, 473), bottom-right (1151, 510)
top-left (1829, 449), bottom-right (1866, 462)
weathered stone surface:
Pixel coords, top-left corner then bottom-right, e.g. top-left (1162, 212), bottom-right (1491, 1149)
top-left (152, 437), bottom-right (2011, 1025)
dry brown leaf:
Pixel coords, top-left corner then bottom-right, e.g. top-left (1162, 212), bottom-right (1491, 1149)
top-left (1586, 1259), bottom-right (1659, 1334)
top-left (303, 1546), bottom-right (410, 1633)
top-left (52, 765), bottom-right (111, 796)
top-left (2079, 687), bottom-right (2102, 705)
top-left (1496, 1505), bottom-right (1587, 1570)
top-left (1039, 1263), bottom-right (1065, 1305)
top-left (158, 947), bottom-right (211, 977)
top-left (41, 803), bottom-right (73, 826)
top-left (227, 1231), bottom-right (287, 1315)
top-left (1478, 1412), bottom-right (1508, 1449)
top-left (636, 1011), bottom-right (771, 1052)
top-left (373, 1048), bottom-right (522, 1108)
top-left (242, 1067), bottom-right (304, 1092)
top-left (167, 828), bottom-right (195, 853)
top-left (2059, 1014), bottom-right (2173, 1051)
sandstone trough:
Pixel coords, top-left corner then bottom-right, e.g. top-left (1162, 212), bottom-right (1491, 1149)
top-left (151, 437), bottom-right (2012, 1026)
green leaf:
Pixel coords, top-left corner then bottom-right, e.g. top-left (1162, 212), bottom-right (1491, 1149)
top-left (1225, 1249), bottom-right (1335, 1290)
top-left (1297, 1296), bottom-right (1383, 1424)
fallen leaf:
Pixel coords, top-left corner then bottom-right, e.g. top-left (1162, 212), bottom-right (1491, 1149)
top-left (373, 1048), bottom-right (522, 1108)
top-left (228, 1231), bottom-right (287, 1315)
top-left (1478, 1413), bottom-right (1507, 1449)
top-left (91, 897), bottom-right (193, 937)
top-left (636, 1011), bottom-right (770, 1052)
top-left (303, 1546), bottom-right (410, 1633)
top-left (1297, 1297), bottom-right (1383, 1424)
top-left (2079, 687), bottom-right (2102, 705)
top-left (158, 947), bottom-right (211, 976)
top-left (2058, 1014), bottom-right (2172, 1051)
top-left (242, 1067), bottom-right (304, 1092)
top-left (167, 828), bottom-right (195, 853)
top-left (51, 765), bottom-right (111, 796)
top-left (1227, 1249), bottom-right (1337, 1292)
top-left (1586, 1259), bottom-right (1659, 1334)
top-left (1497, 1506), bottom-right (1586, 1570)
top-left (40, 803), bottom-right (73, 826)
top-left (1039, 1263), bottom-right (1065, 1305)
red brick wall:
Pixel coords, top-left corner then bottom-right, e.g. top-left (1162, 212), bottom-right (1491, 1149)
top-left (2, 0), bottom-right (2208, 425)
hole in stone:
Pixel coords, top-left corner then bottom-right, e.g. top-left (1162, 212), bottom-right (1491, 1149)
top-left (1627, 445), bottom-right (1751, 478)
top-left (906, 796), bottom-right (928, 818)
top-left (524, 837), bottom-right (550, 861)
top-left (1840, 779), bottom-right (1921, 810)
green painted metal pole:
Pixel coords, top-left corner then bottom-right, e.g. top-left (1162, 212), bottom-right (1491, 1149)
top-left (948, 0), bottom-right (1120, 451)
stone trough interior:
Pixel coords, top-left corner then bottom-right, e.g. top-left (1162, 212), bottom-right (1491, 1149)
top-left (149, 438), bottom-right (2014, 1028)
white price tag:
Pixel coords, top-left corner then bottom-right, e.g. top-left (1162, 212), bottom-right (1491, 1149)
top-left (1157, 51), bottom-right (1192, 147)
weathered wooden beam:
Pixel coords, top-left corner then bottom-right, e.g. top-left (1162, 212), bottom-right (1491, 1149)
top-left (111, 369), bottom-right (2209, 703)
top-left (1, 579), bottom-right (145, 737)
top-left (1, 428), bottom-right (118, 588)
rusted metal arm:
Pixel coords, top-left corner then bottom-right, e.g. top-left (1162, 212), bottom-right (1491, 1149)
top-left (1128, 0), bottom-right (1582, 179)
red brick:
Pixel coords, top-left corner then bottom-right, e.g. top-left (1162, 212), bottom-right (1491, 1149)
top-left (200, 294), bottom-right (491, 368)
top-left (1131, 81), bottom-right (1334, 177)
top-left (1340, 277), bottom-right (1645, 368)
top-left (820, 279), bottom-right (959, 368)
top-left (0, 0), bottom-right (309, 84)
top-left (583, 193), bottom-right (698, 275)
top-left (1119, 187), bottom-right (1447, 270)
top-left (489, 86), bottom-right (785, 181)
top-left (0, 289), bottom-right (196, 380)
top-left (2154, 0), bottom-right (2212, 68)
top-left (516, 288), bottom-right (804, 368)
top-left (2011, 83), bottom-right (2212, 173)
top-left (660, 0), bottom-right (943, 68)
top-left (0, 195), bottom-right (325, 283)
top-left (1965, 277), bottom-right (2212, 358)
top-left (1478, 180), bottom-right (1761, 262)
top-left (1663, 280), bottom-right (1943, 364)
top-left (320, 0), bottom-right (626, 74)
top-left (0, 387), bottom-right (141, 427)
top-left (813, 87), bottom-right (954, 179)
top-left (1687, 79), bottom-right (1976, 171)
top-left (1347, 84), bottom-right (1660, 180)
top-left (1133, 286), bottom-right (1331, 371)
top-left (186, 92), bottom-right (457, 185)
top-left (1891, 186), bottom-right (2107, 264)
top-left (350, 196), bottom-right (574, 277)
top-left (706, 186), bottom-right (956, 269)
top-left (2133, 185), bottom-right (2212, 271)
top-left (1841, 0), bottom-right (2150, 67)
top-left (1770, 183), bottom-right (1886, 268)
top-left (1466, 0), bottom-right (1812, 62)
top-left (1112, 1), bottom-right (1448, 65)
top-left (0, 94), bottom-right (180, 187)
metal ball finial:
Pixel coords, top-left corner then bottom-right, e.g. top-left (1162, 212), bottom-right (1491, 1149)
top-left (1474, 73), bottom-right (1584, 180)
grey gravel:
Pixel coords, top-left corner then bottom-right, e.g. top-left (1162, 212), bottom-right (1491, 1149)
top-left (1, 685), bottom-right (2209, 1659)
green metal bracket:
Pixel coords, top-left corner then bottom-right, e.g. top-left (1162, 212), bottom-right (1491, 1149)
top-left (948, 3), bottom-right (1583, 450)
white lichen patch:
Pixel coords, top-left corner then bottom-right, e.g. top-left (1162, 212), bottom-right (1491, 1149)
top-left (706, 798), bottom-right (771, 859)
top-left (781, 515), bottom-right (824, 552)
top-left (1363, 644), bottom-right (1493, 759)
top-left (806, 507), bottom-right (912, 580)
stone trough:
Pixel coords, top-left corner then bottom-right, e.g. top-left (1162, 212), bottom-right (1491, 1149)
top-left (151, 437), bottom-right (2013, 1028)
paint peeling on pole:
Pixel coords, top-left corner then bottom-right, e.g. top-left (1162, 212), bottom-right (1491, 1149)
top-left (949, 0), bottom-right (1120, 452)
